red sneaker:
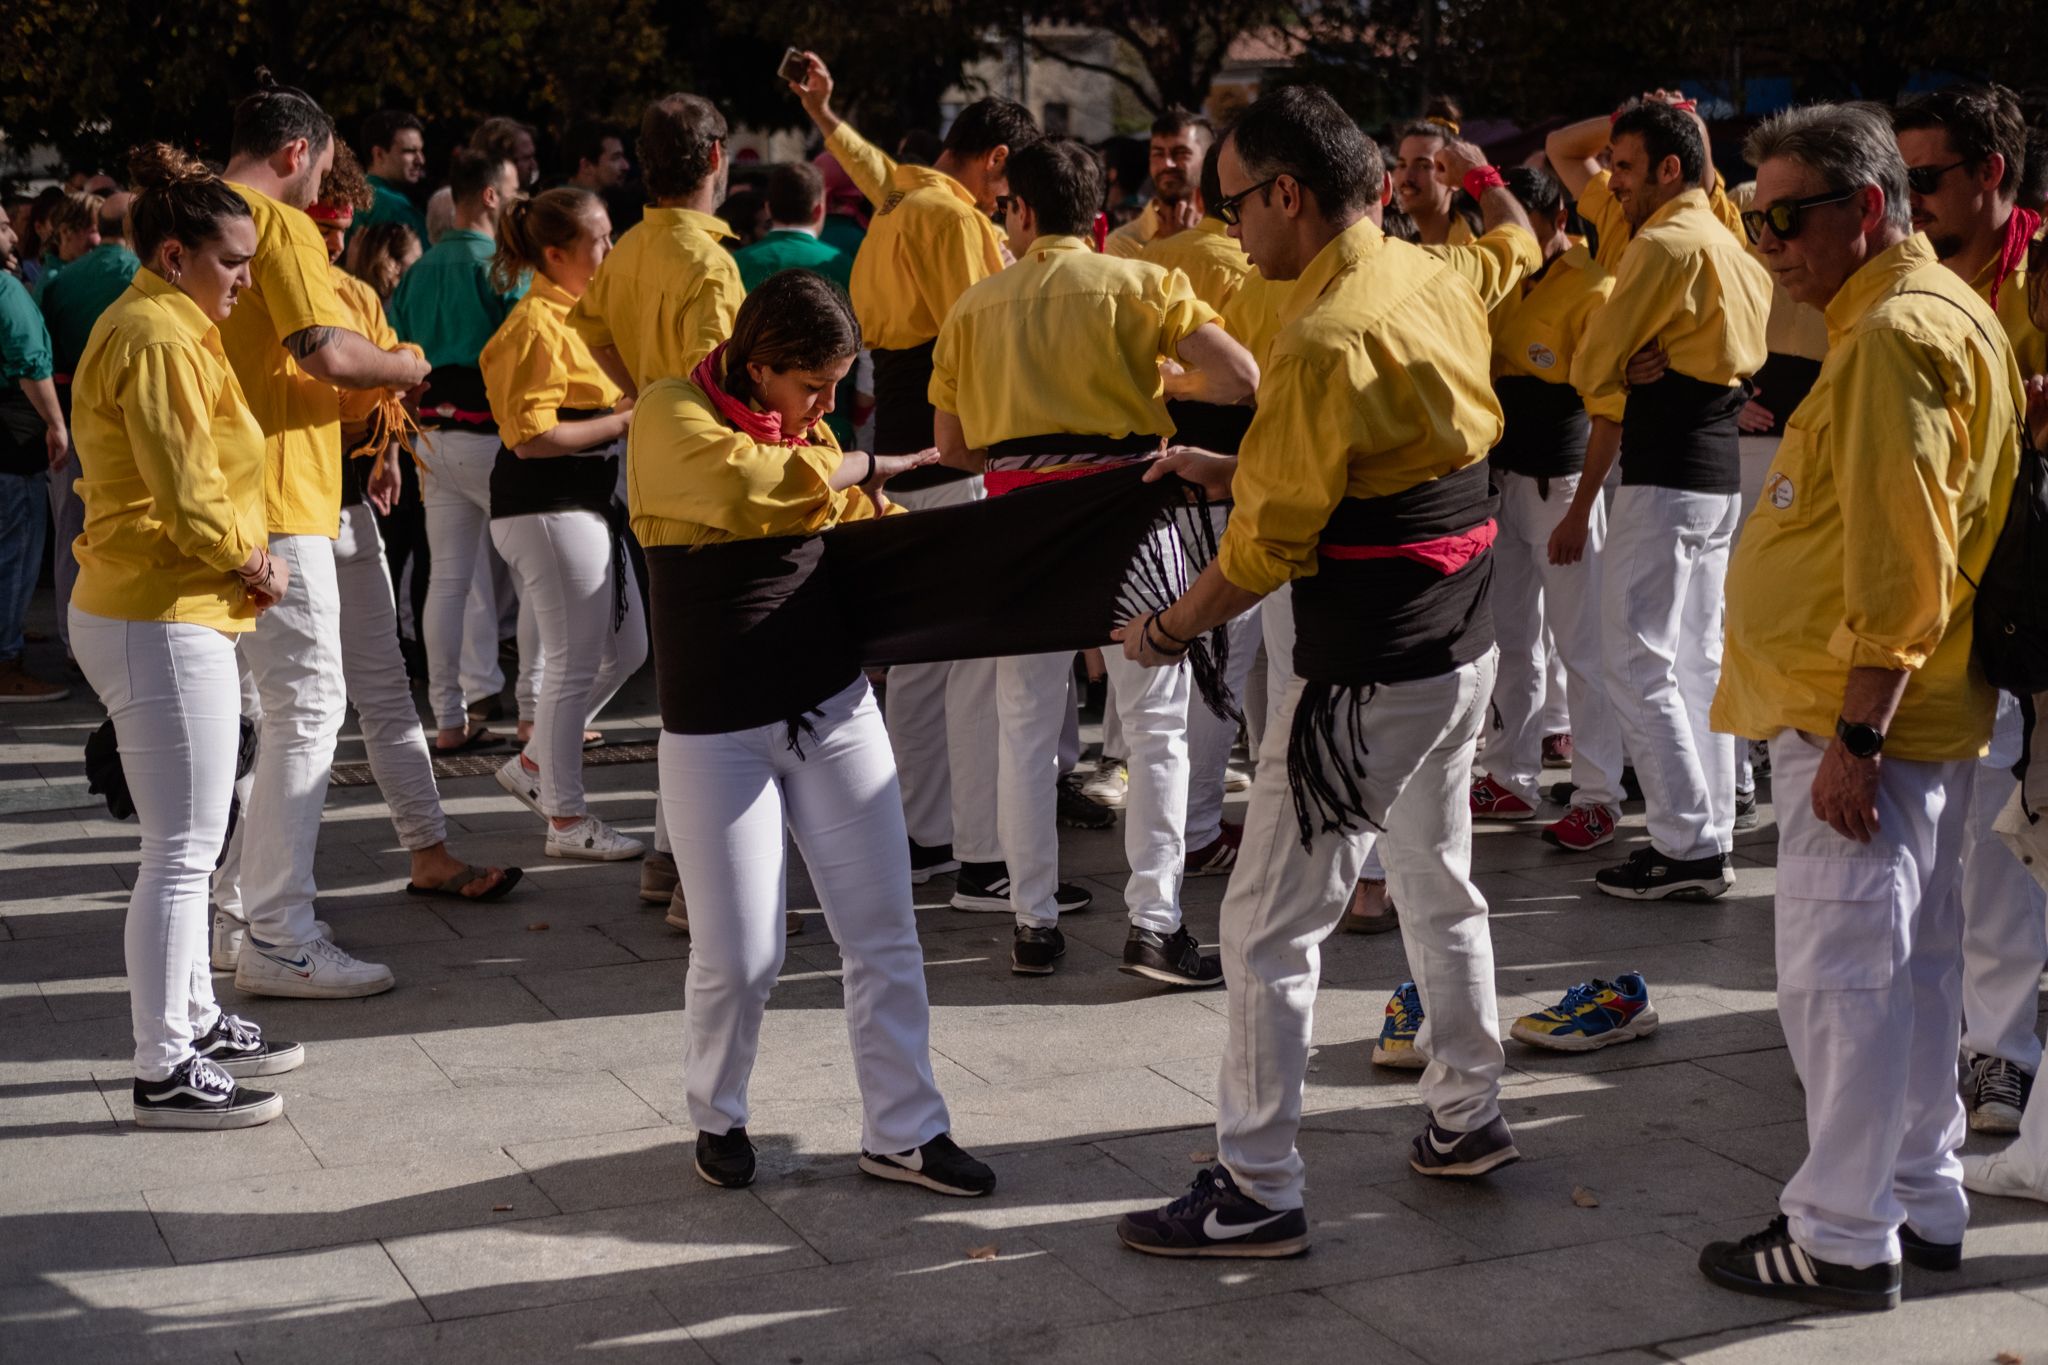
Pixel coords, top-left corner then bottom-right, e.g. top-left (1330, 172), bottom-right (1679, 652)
top-left (1185, 821), bottom-right (1241, 877)
top-left (1542, 733), bottom-right (1573, 768)
top-left (1470, 775), bottom-right (1535, 820)
top-left (1544, 804), bottom-right (1619, 851)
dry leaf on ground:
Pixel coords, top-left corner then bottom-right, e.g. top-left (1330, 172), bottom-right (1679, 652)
top-left (1571, 1186), bottom-right (1601, 1208)
top-left (966, 1244), bottom-right (1000, 1261)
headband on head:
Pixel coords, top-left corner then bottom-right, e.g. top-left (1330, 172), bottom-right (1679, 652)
top-left (306, 202), bottom-right (354, 228)
top-left (1425, 115), bottom-right (1461, 137)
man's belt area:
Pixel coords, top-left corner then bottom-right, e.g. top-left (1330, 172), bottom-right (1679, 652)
top-left (1490, 374), bottom-right (1589, 483)
top-left (1620, 370), bottom-right (1747, 493)
top-left (418, 364), bottom-right (494, 430)
top-left (870, 340), bottom-right (961, 490)
top-left (983, 432), bottom-right (1157, 496)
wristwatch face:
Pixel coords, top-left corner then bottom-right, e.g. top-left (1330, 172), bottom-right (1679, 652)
top-left (1838, 721), bottom-right (1883, 758)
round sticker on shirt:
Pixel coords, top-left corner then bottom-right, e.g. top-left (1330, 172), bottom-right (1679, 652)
top-left (1766, 472), bottom-right (1795, 510)
top-left (1526, 343), bottom-right (1558, 370)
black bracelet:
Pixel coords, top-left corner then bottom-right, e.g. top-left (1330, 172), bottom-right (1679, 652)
top-left (1143, 613), bottom-right (1189, 658)
top-left (859, 451), bottom-right (876, 485)
top-left (1151, 612), bottom-right (1193, 648)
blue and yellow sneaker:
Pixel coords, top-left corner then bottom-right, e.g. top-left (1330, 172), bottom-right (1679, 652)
top-left (1510, 973), bottom-right (1658, 1053)
top-left (1371, 982), bottom-right (1427, 1070)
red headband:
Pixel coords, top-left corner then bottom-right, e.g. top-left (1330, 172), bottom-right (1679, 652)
top-left (306, 202), bottom-right (354, 228)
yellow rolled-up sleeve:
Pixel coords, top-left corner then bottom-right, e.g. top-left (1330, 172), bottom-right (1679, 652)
top-left (484, 319), bottom-right (571, 450)
top-left (928, 308), bottom-right (964, 415)
top-left (1573, 240), bottom-right (1682, 402)
top-left (121, 344), bottom-right (258, 574)
top-left (1824, 329), bottom-right (1961, 672)
top-left (826, 124), bottom-right (896, 210)
top-left (1216, 350), bottom-right (1352, 596)
top-left (1427, 226), bottom-right (1540, 312)
top-left (1154, 268), bottom-right (1219, 356)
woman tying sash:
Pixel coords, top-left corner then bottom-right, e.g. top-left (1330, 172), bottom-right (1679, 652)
top-left (630, 270), bottom-right (995, 1196)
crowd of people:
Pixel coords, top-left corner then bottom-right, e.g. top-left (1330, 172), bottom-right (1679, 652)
top-left (3, 52), bottom-right (2046, 1314)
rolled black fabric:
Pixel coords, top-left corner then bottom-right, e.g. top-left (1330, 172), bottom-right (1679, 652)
top-left (1165, 399), bottom-right (1254, 456)
top-left (489, 408), bottom-right (618, 520)
top-left (871, 340), bottom-right (964, 490)
top-left (1749, 353), bottom-right (1822, 438)
top-left (1619, 372), bottom-right (1746, 493)
top-left (986, 432), bottom-right (1158, 467)
top-left (1490, 375), bottom-right (1589, 479)
top-left (418, 364), bottom-right (494, 428)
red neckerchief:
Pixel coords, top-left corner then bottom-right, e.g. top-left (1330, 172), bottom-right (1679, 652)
top-left (1990, 207), bottom-right (2041, 309)
top-left (690, 343), bottom-right (809, 446)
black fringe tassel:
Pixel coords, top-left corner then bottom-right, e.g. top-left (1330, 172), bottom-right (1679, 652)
top-left (1116, 478), bottom-right (1242, 727)
top-left (1286, 680), bottom-right (1386, 851)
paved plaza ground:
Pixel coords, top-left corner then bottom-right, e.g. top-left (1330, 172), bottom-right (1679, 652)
top-left (4, 612), bottom-right (2048, 1365)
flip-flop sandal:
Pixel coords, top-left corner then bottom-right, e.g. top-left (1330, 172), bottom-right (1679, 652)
top-left (406, 865), bottom-right (524, 902)
top-left (583, 732), bottom-right (604, 750)
top-left (435, 727), bottom-right (505, 755)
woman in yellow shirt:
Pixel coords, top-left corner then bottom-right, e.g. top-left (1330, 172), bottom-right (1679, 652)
top-left (70, 145), bottom-right (301, 1131)
top-left (628, 271), bottom-right (992, 1196)
top-left (479, 189), bottom-right (643, 861)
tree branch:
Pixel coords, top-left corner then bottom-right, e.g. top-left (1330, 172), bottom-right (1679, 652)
top-left (1023, 33), bottom-right (1162, 112)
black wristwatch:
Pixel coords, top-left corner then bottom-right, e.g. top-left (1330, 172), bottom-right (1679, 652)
top-left (1835, 717), bottom-right (1885, 760)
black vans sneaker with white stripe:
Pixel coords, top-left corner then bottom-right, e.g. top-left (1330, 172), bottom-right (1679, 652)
top-left (1117, 1165), bottom-right (1310, 1259)
top-left (950, 863), bottom-right (1092, 915)
top-left (858, 1132), bottom-right (996, 1196)
top-left (1698, 1215), bottom-right (1900, 1312)
top-left (192, 1011), bottom-right (304, 1078)
top-left (131, 1056), bottom-right (284, 1130)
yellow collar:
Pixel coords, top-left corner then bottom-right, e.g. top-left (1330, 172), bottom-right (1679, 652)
top-left (644, 205), bottom-right (737, 243)
top-left (1285, 215), bottom-right (1385, 324)
top-left (128, 265), bottom-right (219, 345)
top-left (890, 163), bottom-right (980, 213)
top-left (1823, 233), bottom-right (1939, 342)
top-left (1641, 186), bottom-right (1713, 232)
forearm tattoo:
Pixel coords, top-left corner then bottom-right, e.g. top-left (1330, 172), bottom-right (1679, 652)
top-left (284, 326), bottom-right (341, 360)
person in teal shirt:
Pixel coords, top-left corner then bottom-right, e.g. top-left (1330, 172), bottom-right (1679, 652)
top-left (731, 162), bottom-right (854, 293)
top-left (351, 110), bottom-right (432, 249)
top-left (0, 214), bottom-right (68, 701)
top-left (388, 152), bottom-right (526, 379)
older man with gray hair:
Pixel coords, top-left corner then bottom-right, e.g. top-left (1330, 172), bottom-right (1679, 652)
top-left (1701, 101), bottom-right (2022, 1312)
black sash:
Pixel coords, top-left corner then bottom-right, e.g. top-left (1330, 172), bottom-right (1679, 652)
top-left (418, 365), bottom-right (493, 429)
top-left (872, 340), bottom-right (963, 489)
top-left (0, 385), bottom-right (45, 478)
top-left (1620, 372), bottom-right (1745, 493)
top-left (1490, 375), bottom-right (1589, 480)
top-left (1165, 399), bottom-right (1255, 456)
top-left (1750, 353), bottom-right (1822, 438)
top-left (489, 408), bottom-right (618, 521)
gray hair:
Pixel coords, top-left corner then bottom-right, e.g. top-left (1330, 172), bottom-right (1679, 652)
top-left (1743, 102), bottom-right (1911, 233)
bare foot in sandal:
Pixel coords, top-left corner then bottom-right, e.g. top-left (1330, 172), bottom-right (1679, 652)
top-left (435, 724), bottom-right (504, 754)
top-left (406, 843), bottom-right (521, 900)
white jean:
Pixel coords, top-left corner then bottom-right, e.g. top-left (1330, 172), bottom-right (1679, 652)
top-left (335, 504), bottom-right (447, 850)
top-left (462, 529), bottom-right (537, 722)
top-left (1479, 469), bottom-right (1623, 810)
top-left (420, 428), bottom-right (537, 730)
top-left (1961, 696), bottom-right (2048, 1070)
top-left (1000, 642), bottom-right (1189, 931)
top-left (882, 477), bottom-right (999, 863)
top-left (1539, 643), bottom-right (1568, 735)
top-left (490, 508), bottom-right (647, 818)
top-left (659, 678), bottom-right (951, 1153)
top-left (1258, 585), bottom-right (1385, 883)
top-left (1772, 731), bottom-right (1971, 1268)
top-left (1186, 604), bottom-right (1261, 848)
top-left (70, 609), bottom-right (235, 1080)
top-left (1219, 654), bottom-right (1503, 1210)
top-left (1600, 484), bottom-right (1741, 860)
top-left (48, 452), bottom-right (85, 651)
top-left (219, 534), bottom-right (346, 948)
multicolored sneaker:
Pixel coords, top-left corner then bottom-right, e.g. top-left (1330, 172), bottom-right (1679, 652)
top-left (1543, 803), bottom-right (1618, 851)
top-left (1511, 973), bottom-right (1659, 1052)
top-left (1372, 982), bottom-right (1427, 1070)
top-left (1469, 775), bottom-right (1535, 820)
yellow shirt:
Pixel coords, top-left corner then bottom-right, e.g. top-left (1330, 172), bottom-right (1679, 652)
top-left (1713, 234), bottom-right (2022, 761)
top-left (930, 236), bottom-right (1216, 449)
top-left (1489, 244), bottom-right (1626, 422)
top-left (70, 270), bottom-right (267, 632)
top-left (1221, 268), bottom-right (1291, 372)
top-left (627, 372), bottom-right (884, 548)
top-left (568, 206), bottom-right (743, 390)
top-left (1106, 200), bottom-right (1167, 259)
top-left (329, 265), bottom-right (416, 428)
top-left (220, 181), bottom-right (352, 538)
top-left (824, 124), bottom-right (897, 213)
top-left (1137, 217), bottom-right (1250, 312)
top-left (1218, 217), bottom-right (1502, 597)
top-left (848, 163), bottom-right (1006, 351)
top-left (1425, 225), bottom-right (1543, 312)
top-left (1572, 188), bottom-right (1771, 401)
top-left (482, 275), bottom-right (624, 449)
top-left (1974, 245), bottom-right (2047, 379)
top-left (1577, 169), bottom-right (1747, 273)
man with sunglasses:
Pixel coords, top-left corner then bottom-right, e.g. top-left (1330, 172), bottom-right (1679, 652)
top-left (1702, 101), bottom-right (2022, 1313)
top-left (1571, 100), bottom-right (1771, 903)
top-left (1892, 84), bottom-right (2048, 1157)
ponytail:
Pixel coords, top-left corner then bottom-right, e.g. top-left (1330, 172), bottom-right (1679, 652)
top-left (128, 143), bottom-right (252, 262)
top-left (492, 186), bottom-right (596, 293)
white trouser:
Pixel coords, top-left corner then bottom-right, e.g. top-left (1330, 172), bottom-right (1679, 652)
top-left (1772, 732), bottom-right (1970, 1268)
top-left (49, 452), bottom-right (85, 651)
top-left (1734, 434), bottom-right (1781, 796)
top-left (1961, 697), bottom-right (2048, 1070)
top-left (219, 534), bottom-right (346, 947)
top-left (462, 530), bottom-right (537, 721)
top-left (1259, 585), bottom-right (1384, 883)
top-left (70, 610), bottom-right (235, 1080)
top-left (335, 503), bottom-right (447, 850)
top-left (1600, 484), bottom-right (1740, 860)
top-left (1539, 642), bottom-right (1568, 735)
top-left (1059, 672), bottom-right (1082, 773)
top-left (999, 642), bottom-right (1189, 931)
top-left (490, 508), bottom-right (648, 819)
top-left (1186, 604), bottom-right (1260, 848)
top-left (882, 477), bottom-right (999, 862)
top-left (1100, 673), bottom-right (1124, 762)
top-left (1479, 469), bottom-right (1623, 811)
top-left (420, 429), bottom-right (538, 730)
top-left (1219, 654), bottom-right (1503, 1210)
top-left (660, 678), bottom-right (950, 1153)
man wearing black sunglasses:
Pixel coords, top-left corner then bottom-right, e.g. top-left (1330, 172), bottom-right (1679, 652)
top-left (1703, 100), bottom-right (2023, 1315)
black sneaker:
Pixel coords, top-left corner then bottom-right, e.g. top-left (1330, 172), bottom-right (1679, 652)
top-left (1733, 789), bottom-right (1761, 831)
top-left (1057, 775), bottom-right (1118, 830)
top-left (1012, 924), bottom-right (1066, 975)
top-left (1899, 1224), bottom-right (1962, 1272)
top-left (1053, 881), bottom-right (1093, 914)
top-left (132, 1056), bottom-right (284, 1130)
top-left (1409, 1114), bottom-right (1520, 1178)
top-left (192, 1011), bottom-right (305, 1079)
top-left (1965, 1054), bottom-right (2034, 1133)
top-left (1594, 847), bottom-right (1734, 901)
top-left (952, 863), bottom-right (1093, 915)
top-left (694, 1126), bottom-right (756, 1188)
top-left (1121, 926), bottom-right (1223, 988)
top-left (1117, 1165), bottom-right (1309, 1258)
top-left (909, 839), bottom-right (959, 885)
top-left (859, 1131), bottom-right (995, 1196)
top-left (1698, 1215), bottom-right (1901, 1312)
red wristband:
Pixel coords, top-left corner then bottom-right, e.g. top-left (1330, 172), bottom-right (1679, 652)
top-left (1462, 165), bottom-right (1507, 199)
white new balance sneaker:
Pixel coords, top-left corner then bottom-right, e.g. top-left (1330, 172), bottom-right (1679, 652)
top-left (1962, 1146), bottom-right (2048, 1204)
top-left (233, 935), bottom-right (395, 999)
top-left (545, 815), bottom-right (644, 862)
top-left (211, 912), bottom-right (331, 971)
top-left (495, 754), bottom-right (545, 817)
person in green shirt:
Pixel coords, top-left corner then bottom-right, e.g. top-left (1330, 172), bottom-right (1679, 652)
top-left (732, 162), bottom-right (854, 294)
top-left (351, 110), bottom-right (431, 249)
top-left (0, 214), bottom-right (68, 701)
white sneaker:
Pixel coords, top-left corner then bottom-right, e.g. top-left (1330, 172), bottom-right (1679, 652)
top-left (210, 912), bottom-right (332, 971)
top-left (233, 935), bottom-right (395, 999)
top-left (1079, 758), bottom-right (1128, 808)
top-left (546, 816), bottom-right (644, 862)
top-left (1962, 1147), bottom-right (2048, 1203)
top-left (496, 754), bottom-right (545, 817)
top-left (1223, 764), bottom-right (1253, 793)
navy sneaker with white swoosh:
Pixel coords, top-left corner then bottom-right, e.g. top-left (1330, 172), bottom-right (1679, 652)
top-left (1117, 1165), bottom-right (1310, 1258)
top-left (1409, 1114), bottom-right (1521, 1178)
top-left (858, 1132), bottom-right (996, 1196)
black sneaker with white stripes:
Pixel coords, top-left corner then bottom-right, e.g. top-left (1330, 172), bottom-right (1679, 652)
top-left (858, 1131), bottom-right (996, 1196)
top-left (1699, 1215), bottom-right (1900, 1312)
top-left (192, 1011), bottom-right (305, 1078)
top-left (1117, 1165), bottom-right (1309, 1259)
top-left (131, 1055), bottom-right (284, 1130)
top-left (950, 862), bottom-right (1092, 915)
top-left (909, 840), bottom-right (959, 885)
top-left (1409, 1114), bottom-right (1521, 1178)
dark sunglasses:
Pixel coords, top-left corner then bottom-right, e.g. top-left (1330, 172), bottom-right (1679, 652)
top-left (1214, 175), bottom-right (1281, 227)
top-left (1905, 159), bottom-right (1969, 196)
top-left (1740, 188), bottom-right (1862, 244)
